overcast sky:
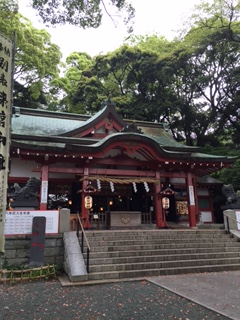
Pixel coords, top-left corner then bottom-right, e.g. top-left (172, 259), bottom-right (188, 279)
top-left (19, 0), bottom-right (202, 59)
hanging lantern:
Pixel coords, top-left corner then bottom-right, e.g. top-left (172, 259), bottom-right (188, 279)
top-left (162, 197), bottom-right (170, 209)
top-left (85, 196), bottom-right (93, 209)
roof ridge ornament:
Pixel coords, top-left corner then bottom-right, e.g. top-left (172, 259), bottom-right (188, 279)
top-left (121, 122), bottom-right (143, 134)
top-left (102, 97), bottom-right (115, 108)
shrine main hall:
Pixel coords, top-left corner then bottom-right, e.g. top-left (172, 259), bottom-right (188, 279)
top-left (9, 101), bottom-right (236, 229)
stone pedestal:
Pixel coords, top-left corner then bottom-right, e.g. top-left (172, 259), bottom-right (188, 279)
top-left (59, 208), bottom-right (70, 233)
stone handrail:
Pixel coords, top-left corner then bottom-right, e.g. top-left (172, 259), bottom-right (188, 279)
top-left (223, 211), bottom-right (240, 234)
top-left (76, 214), bottom-right (90, 273)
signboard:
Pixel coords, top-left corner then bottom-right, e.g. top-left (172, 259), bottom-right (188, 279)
top-left (162, 197), bottom-right (170, 209)
top-left (40, 180), bottom-right (48, 204)
top-left (29, 216), bottom-right (46, 266)
top-left (236, 211), bottom-right (240, 230)
top-left (85, 196), bottom-right (93, 209)
top-left (0, 33), bottom-right (14, 253)
top-left (176, 201), bottom-right (188, 215)
top-left (4, 210), bottom-right (59, 235)
top-left (188, 186), bottom-right (195, 206)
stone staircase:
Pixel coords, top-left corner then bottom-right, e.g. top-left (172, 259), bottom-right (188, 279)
top-left (79, 229), bottom-right (240, 282)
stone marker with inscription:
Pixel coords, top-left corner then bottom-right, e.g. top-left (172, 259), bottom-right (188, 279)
top-left (29, 216), bottom-right (46, 266)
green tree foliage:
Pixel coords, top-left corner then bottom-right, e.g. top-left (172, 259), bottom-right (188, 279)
top-left (50, 52), bottom-right (94, 113)
top-left (219, 158), bottom-right (240, 191)
top-left (0, 0), bottom-right (18, 12)
top-left (78, 44), bottom-right (165, 119)
top-left (66, 37), bottom-right (177, 120)
top-left (1, 0), bottom-right (62, 108)
top-left (179, 0), bottom-right (240, 145)
top-left (30, 0), bottom-right (135, 32)
top-left (200, 146), bottom-right (240, 191)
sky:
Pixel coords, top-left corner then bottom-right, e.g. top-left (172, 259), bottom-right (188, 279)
top-left (19, 0), bottom-right (202, 59)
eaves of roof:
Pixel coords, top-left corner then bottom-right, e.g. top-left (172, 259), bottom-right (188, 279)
top-left (197, 175), bottom-right (224, 185)
top-left (190, 152), bottom-right (237, 163)
top-left (11, 132), bottom-right (237, 164)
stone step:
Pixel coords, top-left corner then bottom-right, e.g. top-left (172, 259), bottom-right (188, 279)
top-left (86, 229), bottom-right (226, 235)
top-left (84, 246), bottom-right (240, 259)
top-left (86, 237), bottom-right (236, 247)
top-left (68, 229), bottom-right (240, 282)
top-left (87, 263), bottom-right (240, 281)
top-left (85, 231), bottom-right (228, 240)
top-left (89, 257), bottom-right (240, 273)
top-left (88, 251), bottom-right (240, 265)
top-left (88, 241), bottom-right (240, 253)
top-left (85, 233), bottom-right (228, 238)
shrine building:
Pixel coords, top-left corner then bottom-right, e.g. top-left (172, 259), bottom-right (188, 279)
top-left (9, 101), bottom-right (236, 229)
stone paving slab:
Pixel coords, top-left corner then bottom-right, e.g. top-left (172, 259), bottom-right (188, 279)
top-left (0, 277), bottom-right (230, 320)
top-left (148, 271), bottom-right (240, 320)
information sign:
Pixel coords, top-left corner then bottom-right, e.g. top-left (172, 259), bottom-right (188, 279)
top-left (4, 210), bottom-right (59, 235)
top-left (236, 211), bottom-right (240, 230)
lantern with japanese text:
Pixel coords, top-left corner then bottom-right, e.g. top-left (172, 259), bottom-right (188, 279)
top-left (162, 197), bottom-right (170, 209)
top-left (84, 196), bottom-right (93, 209)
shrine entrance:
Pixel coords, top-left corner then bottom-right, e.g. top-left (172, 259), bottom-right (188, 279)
top-left (77, 178), bottom-right (156, 229)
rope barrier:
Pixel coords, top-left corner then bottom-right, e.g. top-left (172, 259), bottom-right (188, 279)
top-left (79, 176), bottom-right (159, 184)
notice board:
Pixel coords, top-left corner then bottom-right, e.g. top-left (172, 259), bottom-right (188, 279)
top-left (4, 210), bottom-right (59, 235)
top-left (236, 211), bottom-right (240, 230)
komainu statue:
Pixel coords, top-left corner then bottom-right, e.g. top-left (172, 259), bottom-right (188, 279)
top-left (11, 177), bottom-right (40, 207)
top-left (222, 184), bottom-right (240, 205)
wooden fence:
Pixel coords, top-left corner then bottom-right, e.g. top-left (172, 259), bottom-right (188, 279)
top-left (0, 264), bottom-right (57, 283)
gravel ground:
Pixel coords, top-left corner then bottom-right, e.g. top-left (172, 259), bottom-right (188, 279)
top-left (0, 279), bottom-right (230, 320)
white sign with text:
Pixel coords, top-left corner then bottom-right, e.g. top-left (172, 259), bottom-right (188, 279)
top-left (236, 211), bottom-right (240, 230)
top-left (4, 210), bottom-right (59, 235)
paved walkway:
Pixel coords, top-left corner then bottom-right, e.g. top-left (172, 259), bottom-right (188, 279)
top-left (149, 270), bottom-right (240, 320)
top-left (59, 270), bottom-right (240, 319)
top-left (0, 271), bottom-right (239, 319)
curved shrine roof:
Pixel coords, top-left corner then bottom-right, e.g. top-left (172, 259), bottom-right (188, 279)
top-left (11, 114), bottom-right (85, 136)
top-left (11, 105), bottom-right (237, 172)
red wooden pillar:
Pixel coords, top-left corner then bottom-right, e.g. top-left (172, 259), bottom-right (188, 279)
top-left (154, 171), bottom-right (167, 228)
top-left (193, 178), bottom-right (200, 223)
top-left (81, 168), bottom-right (91, 229)
top-left (187, 172), bottom-right (197, 228)
top-left (40, 165), bottom-right (49, 210)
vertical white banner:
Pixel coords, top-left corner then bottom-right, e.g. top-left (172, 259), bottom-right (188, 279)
top-left (0, 33), bottom-right (13, 254)
top-left (188, 185), bottom-right (195, 206)
top-left (41, 180), bottom-right (48, 204)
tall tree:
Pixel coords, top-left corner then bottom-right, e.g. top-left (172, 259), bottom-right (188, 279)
top-left (180, 0), bottom-right (240, 145)
top-left (50, 52), bottom-right (94, 113)
top-left (0, 2), bottom-right (62, 107)
top-left (78, 44), bottom-right (163, 120)
top-left (29, 0), bottom-right (135, 32)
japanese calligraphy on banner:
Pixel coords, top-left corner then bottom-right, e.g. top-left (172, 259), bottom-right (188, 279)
top-left (41, 180), bottom-right (48, 204)
top-left (188, 186), bottom-right (195, 206)
top-left (0, 33), bottom-right (13, 253)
